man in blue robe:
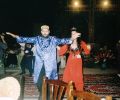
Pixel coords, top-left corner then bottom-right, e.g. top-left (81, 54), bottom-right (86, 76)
top-left (6, 25), bottom-right (80, 84)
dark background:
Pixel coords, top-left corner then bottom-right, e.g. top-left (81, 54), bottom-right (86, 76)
top-left (0, 0), bottom-right (120, 47)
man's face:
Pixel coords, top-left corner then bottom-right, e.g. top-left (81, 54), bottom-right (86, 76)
top-left (41, 28), bottom-right (50, 37)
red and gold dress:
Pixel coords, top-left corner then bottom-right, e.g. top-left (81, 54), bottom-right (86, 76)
top-left (58, 41), bottom-right (90, 91)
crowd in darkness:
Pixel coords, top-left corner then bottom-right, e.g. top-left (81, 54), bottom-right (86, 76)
top-left (0, 32), bottom-right (120, 77)
top-left (0, 27), bottom-right (120, 100)
top-left (0, 33), bottom-right (35, 76)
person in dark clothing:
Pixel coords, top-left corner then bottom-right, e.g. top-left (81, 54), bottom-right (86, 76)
top-left (20, 43), bottom-right (33, 76)
top-left (6, 43), bottom-right (20, 68)
top-left (0, 35), bottom-right (7, 61)
top-left (116, 40), bottom-right (120, 68)
top-left (6, 49), bottom-right (18, 68)
top-left (0, 34), bottom-right (7, 74)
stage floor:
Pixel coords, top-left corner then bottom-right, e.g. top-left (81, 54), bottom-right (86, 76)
top-left (1, 67), bottom-right (120, 100)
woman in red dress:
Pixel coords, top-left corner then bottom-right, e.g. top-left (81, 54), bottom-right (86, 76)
top-left (58, 28), bottom-right (90, 91)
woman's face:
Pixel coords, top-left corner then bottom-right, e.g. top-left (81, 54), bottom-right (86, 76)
top-left (71, 31), bottom-right (76, 35)
top-left (71, 31), bottom-right (81, 41)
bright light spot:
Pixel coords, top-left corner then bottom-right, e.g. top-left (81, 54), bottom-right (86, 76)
top-left (73, 1), bottom-right (79, 8)
top-left (100, 0), bottom-right (112, 10)
top-left (102, 0), bottom-right (109, 7)
top-left (68, 0), bottom-right (84, 12)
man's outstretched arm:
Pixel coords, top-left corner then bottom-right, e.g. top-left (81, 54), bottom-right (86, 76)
top-left (55, 32), bottom-right (81, 45)
top-left (6, 32), bottom-right (36, 43)
top-left (6, 32), bottom-right (19, 38)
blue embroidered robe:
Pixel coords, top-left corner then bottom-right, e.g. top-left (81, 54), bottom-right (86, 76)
top-left (17, 36), bottom-right (72, 83)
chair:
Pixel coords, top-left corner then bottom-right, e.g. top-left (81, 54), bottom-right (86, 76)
top-left (42, 77), bottom-right (68, 100)
top-left (67, 81), bottom-right (112, 100)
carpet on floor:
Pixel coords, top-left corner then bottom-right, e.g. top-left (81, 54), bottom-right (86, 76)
top-left (24, 75), bottom-right (39, 98)
top-left (84, 74), bottom-right (120, 98)
top-left (24, 74), bottom-right (120, 98)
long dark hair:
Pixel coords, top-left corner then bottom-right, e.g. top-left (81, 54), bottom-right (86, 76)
top-left (70, 27), bottom-right (82, 51)
top-left (65, 27), bottom-right (82, 60)
top-left (77, 36), bottom-right (82, 50)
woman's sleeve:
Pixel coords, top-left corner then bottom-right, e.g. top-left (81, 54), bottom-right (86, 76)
top-left (58, 45), bottom-right (68, 56)
top-left (81, 41), bottom-right (90, 55)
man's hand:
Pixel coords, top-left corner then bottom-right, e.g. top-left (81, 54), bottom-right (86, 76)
top-left (6, 32), bottom-right (19, 38)
top-left (6, 32), bottom-right (11, 35)
top-left (71, 32), bottom-right (81, 41)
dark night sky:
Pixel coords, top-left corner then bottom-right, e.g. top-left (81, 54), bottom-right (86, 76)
top-left (0, 0), bottom-right (120, 47)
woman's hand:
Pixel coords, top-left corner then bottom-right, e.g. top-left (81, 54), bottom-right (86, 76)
top-left (71, 32), bottom-right (81, 41)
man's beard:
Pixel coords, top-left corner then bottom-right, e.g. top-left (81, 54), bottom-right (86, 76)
top-left (41, 35), bottom-right (49, 38)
